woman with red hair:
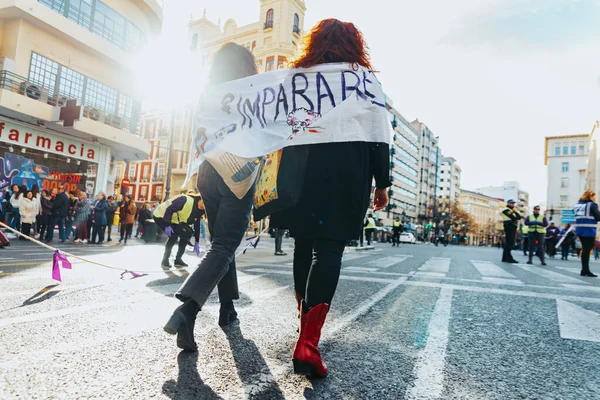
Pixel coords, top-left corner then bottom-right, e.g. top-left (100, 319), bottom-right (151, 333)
top-left (272, 19), bottom-right (391, 378)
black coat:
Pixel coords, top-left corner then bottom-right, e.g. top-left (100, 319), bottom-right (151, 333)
top-left (51, 192), bottom-right (69, 217)
top-left (271, 141), bottom-right (390, 241)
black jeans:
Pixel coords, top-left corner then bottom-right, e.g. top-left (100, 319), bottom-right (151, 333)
top-left (561, 244), bottom-right (570, 259)
top-left (46, 215), bottom-right (65, 242)
top-left (275, 228), bottom-right (285, 252)
top-left (92, 224), bottom-right (106, 243)
top-left (156, 218), bottom-right (189, 262)
top-left (580, 236), bottom-right (595, 273)
top-left (392, 231), bottom-right (400, 246)
top-left (176, 162), bottom-right (254, 307)
top-left (528, 232), bottom-right (545, 262)
top-left (502, 224), bottom-right (516, 261)
top-left (365, 228), bottom-right (375, 246)
top-left (120, 223), bottom-right (133, 242)
top-left (293, 238), bottom-right (346, 307)
top-left (523, 237), bottom-right (529, 255)
top-left (38, 214), bottom-right (50, 240)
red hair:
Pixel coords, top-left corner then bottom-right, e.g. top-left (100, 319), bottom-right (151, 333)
top-left (293, 19), bottom-right (373, 70)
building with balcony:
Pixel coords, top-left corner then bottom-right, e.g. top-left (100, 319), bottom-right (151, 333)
top-left (544, 133), bottom-right (589, 223)
top-left (438, 156), bottom-right (461, 203)
top-left (189, 0), bottom-right (305, 72)
top-left (412, 119), bottom-right (442, 226)
top-left (0, 0), bottom-right (162, 196)
top-left (382, 99), bottom-right (420, 228)
top-left (477, 181), bottom-right (529, 218)
top-left (458, 189), bottom-right (504, 246)
top-left (114, 107), bottom-right (194, 203)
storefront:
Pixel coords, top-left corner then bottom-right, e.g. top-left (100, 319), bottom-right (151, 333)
top-left (0, 119), bottom-right (110, 195)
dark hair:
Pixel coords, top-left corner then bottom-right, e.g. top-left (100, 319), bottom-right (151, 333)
top-left (16, 185), bottom-right (28, 199)
top-left (42, 190), bottom-right (49, 197)
top-left (293, 19), bottom-right (373, 70)
top-left (11, 184), bottom-right (19, 192)
top-left (25, 190), bottom-right (33, 198)
top-left (208, 43), bottom-right (258, 85)
top-left (31, 184), bottom-right (40, 197)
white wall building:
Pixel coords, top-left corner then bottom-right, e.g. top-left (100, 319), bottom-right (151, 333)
top-left (477, 181), bottom-right (529, 218)
top-left (438, 156), bottom-right (461, 202)
top-left (545, 134), bottom-right (589, 220)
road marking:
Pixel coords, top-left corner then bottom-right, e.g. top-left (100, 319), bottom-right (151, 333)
top-left (481, 277), bottom-right (524, 285)
top-left (344, 267), bottom-right (379, 272)
top-left (245, 268), bottom-right (396, 284)
top-left (363, 256), bottom-right (410, 269)
top-left (555, 267), bottom-right (581, 275)
top-left (516, 264), bottom-right (589, 284)
top-left (471, 261), bottom-right (517, 279)
top-left (405, 287), bottom-right (453, 399)
top-left (414, 271), bottom-right (446, 277)
top-left (417, 258), bottom-right (451, 275)
top-left (556, 299), bottom-right (600, 343)
top-left (561, 284), bottom-right (600, 293)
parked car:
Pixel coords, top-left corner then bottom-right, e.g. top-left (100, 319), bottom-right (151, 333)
top-left (399, 232), bottom-right (417, 244)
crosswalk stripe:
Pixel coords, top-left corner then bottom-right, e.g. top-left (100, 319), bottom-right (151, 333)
top-left (471, 261), bottom-right (517, 279)
top-left (516, 264), bottom-right (590, 284)
top-left (344, 267), bottom-right (379, 272)
top-left (418, 257), bottom-right (450, 275)
top-left (481, 277), bottom-right (524, 285)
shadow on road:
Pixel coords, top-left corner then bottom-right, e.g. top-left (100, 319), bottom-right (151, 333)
top-left (224, 323), bottom-right (285, 399)
top-left (22, 284), bottom-right (61, 306)
top-left (162, 351), bottom-right (223, 400)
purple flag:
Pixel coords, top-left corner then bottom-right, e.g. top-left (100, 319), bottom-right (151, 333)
top-left (52, 251), bottom-right (72, 281)
top-left (120, 270), bottom-right (148, 280)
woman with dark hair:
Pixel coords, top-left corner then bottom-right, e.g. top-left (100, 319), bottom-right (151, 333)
top-left (4, 184), bottom-right (19, 231)
top-left (164, 43), bottom-right (259, 350)
top-left (272, 19), bottom-right (390, 378)
top-left (9, 185), bottom-right (25, 232)
top-left (18, 190), bottom-right (36, 240)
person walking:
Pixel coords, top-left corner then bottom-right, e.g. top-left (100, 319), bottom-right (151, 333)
top-left (74, 192), bottom-right (91, 244)
top-left (392, 217), bottom-right (402, 247)
top-left (274, 228), bottom-right (287, 256)
top-left (573, 190), bottom-right (600, 277)
top-left (46, 186), bottom-right (68, 244)
top-left (8, 185), bottom-right (22, 234)
top-left (90, 192), bottom-right (108, 245)
top-left (501, 199), bottom-right (521, 263)
top-left (154, 193), bottom-right (204, 269)
top-left (163, 44), bottom-right (261, 352)
top-left (522, 224), bottom-right (529, 256)
top-left (18, 190), bottom-right (36, 240)
top-left (118, 195), bottom-right (136, 245)
top-left (269, 19), bottom-right (391, 378)
top-left (105, 196), bottom-right (117, 242)
top-left (524, 205), bottom-right (548, 266)
top-left (364, 213), bottom-right (377, 246)
top-left (559, 223), bottom-right (574, 260)
top-left (545, 222), bottom-right (560, 259)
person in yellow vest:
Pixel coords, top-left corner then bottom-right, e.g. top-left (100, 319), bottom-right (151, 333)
top-left (392, 217), bottom-right (403, 247)
top-left (501, 199), bottom-right (522, 263)
top-left (364, 213), bottom-right (376, 246)
top-left (153, 193), bottom-right (204, 268)
top-left (524, 205), bottom-right (548, 266)
top-left (521, 224), bottom-right (529, 256)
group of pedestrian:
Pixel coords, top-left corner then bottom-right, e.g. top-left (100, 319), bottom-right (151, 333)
top-left (159, 19), bottom-right (390, 379)
top-left (502, 189), bottom-right (600, 277)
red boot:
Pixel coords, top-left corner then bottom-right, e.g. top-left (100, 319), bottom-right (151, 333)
top-left (292, 303), bottom-right (329, 378)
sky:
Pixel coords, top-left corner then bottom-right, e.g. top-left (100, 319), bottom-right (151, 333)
top-left (134, 0), bottom-right (600, 206)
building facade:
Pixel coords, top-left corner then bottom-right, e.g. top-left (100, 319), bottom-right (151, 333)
top-left (383, 100), bottom-right (421, 227)
top-left (411, 119), bottom-right (441, 226)
top-left (477, 181), bottom-right (529, 218)
top-left (586, 121), bottom-right (600, 196)
top-left (189, 0), bottom-right (306, 73)
top-left (458, 189), bottom-right (504, 246)
top-left (438, 156), bottom-right (461, 203)
top-left (545, 133), bottom-right (589, 222)
top-left (0, 0), bottom-right (162, 196)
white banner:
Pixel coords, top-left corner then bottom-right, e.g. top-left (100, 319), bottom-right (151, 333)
top-left (184, 63), bottom-right (392, 197)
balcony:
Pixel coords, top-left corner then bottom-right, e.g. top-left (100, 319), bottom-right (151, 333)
top-left (152, 174), bottom-right (165, 182)
top-left (0, 70), bottom-right (149, 159)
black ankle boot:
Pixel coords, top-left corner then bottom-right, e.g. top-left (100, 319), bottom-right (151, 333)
top-left (218, 301), bottom-right (238, 327)
top-left (164, 299), bottom-right (200, 351)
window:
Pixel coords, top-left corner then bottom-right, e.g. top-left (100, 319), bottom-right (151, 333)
top-left (561, 177), bottom-right (569, 188)
top-left (265, 8), bottom-right (274, 29)
top-left (277, 56), bottom-right (287, 69)
top-left (156, 186), bottom-right (163, 198)
top-left (39, 0), bottom-right (64, 13)
top-left (29, 53), bottom-right (59, 94)
top-left (563, 146), bottom-right (568, 155)
top-left (571, 146), bottom-right (576, 155)
top-left (158, 164), bottom-right (165, 177)
top-left (115, 166), bottom-right (121, 178)
top-left (129, 165), bottom-right (135, 178)
top-left (561, 162), bottom-right (569, 172)
top-left (579, 144), bottom-right (585, 154)
top-left (560, 195), bottom-right (569, 207)
top-left (67, 0), bottom-right (93, 29)
top-left (86, 78), bottom-right (118, 114)
top-left (554, 145), bottom-right (560, 156)
top-left (93, 1), bottom-right (125, 48)
top-left (140, 186), bottom-right (148, 199)
top-left (142, 165), bottom-right (149, 180)
top-left (265, 56), bottom-right (275, 72)
top-left (59, 65), bottom-right (86, 100)
top-left (190, 33), bottom-right (198, 50)
top-left (293, 13), bottom-right (300, 34)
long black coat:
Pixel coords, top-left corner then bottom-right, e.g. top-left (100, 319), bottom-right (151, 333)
top-left (271, 141), bottom-right (390, 241)
top-left (51, 192), bottom-right (69, 217)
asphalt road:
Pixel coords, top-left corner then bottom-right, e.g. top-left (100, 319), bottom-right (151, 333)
top-left (1, 237), bottom-right (599, 399)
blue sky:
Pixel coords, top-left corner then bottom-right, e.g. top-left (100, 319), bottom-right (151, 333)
top-left (137, 0), bottom-right (600, 206)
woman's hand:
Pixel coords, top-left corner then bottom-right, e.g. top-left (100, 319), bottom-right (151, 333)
top-left (373, 188), bottom-right (389, 212)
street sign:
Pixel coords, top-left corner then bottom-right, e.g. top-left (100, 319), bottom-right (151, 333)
top-left (561, 210), bottom-right (575, 225)
top-left (121, 178), bottom-right (131, 187)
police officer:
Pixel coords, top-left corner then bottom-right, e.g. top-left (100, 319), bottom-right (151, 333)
top-left (521, 224), bottom-right (529, 256)
top-left (392, 217), bottom-right (402, 247)
top-left (154, 193), bottom-right (204, 268)
top-left (574, 190), bottom-right (600, 277)
top-left (364, 213), bottom-right (376, 246)
top-left (524, 205), bottom-right (548, 265)
top-left (501, 199), bottom-right (521, 263)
